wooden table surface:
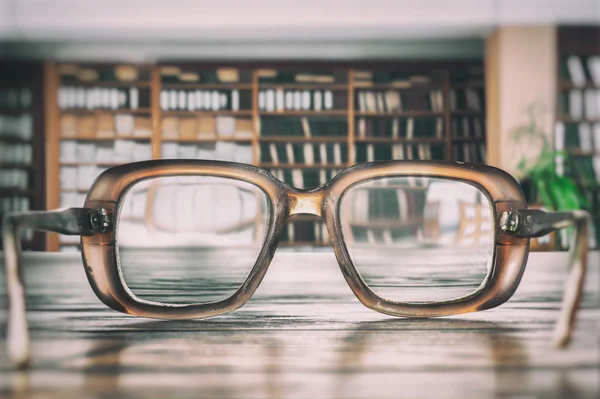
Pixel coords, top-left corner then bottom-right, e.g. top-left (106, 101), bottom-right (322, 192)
top-left (0, 250), bottom-right (599, 399)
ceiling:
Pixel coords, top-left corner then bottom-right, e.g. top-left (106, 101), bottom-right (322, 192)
top-left (0, 0), bottom-right (597, 60)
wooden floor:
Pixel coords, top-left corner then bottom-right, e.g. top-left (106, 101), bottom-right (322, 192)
top-left (0, 250), bottom-right (599, 399)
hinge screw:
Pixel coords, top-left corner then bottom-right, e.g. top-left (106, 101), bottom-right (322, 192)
top-left (89, 208), bottom-right (111, 233)
top-left (500, 211), bottom-right (520, 233)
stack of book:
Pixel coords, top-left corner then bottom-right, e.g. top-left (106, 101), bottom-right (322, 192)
top-left (356, 89), bottom-right (443, 113)
top-left (356, 117), bottom-right (444, 139)
top-left (355, 142), bottom-right (443, 163)
top-left (257, 89), bottom-right (343, 111)
top-left (60, 113), bottom-right (152, 139)
top-left (160, 89), bottom-right (252, 112)
top-left (260, 141), bottom-right (346, 167)
top-left (162, 116), bottom-right (253, 141)
top-left (259, 116), bottom-right (346, 138)
top-left (343, 178), bottom-right (428, 245)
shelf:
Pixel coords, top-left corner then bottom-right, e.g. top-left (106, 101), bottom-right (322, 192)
top-left (0, 136), bottom-right (33, 143)
top-left (60, 162), bottom-right (126, 167)
top-left (559, 116), bottom-right (600, 124)
top-left (451, 136), bottom-right (486, 142)
top-left (450, 82), bottom-right (485, 89)
top-left (0, 163), bottom-right (34, 169)
top-left (162, 83), bottom-right (253, 90)
top-left (260, 110), bottom-right (347, 116)
top-left (451, 109), bottom-right (484, 115)
top-left (0, 188), bottom-right (35, 196)
top-left (559, 82), bottom-right (600, 90)
top-left (567, 149), bottom-right (600, 156)
top-left (0, 108), bottom-right (32, 115)
top-left (59, 81), bottom-right (151, 88)
top-left (162, 110), bottom-right (252, 116)
top-left (260, 163), bottom-right (347, 169)
top-left (162, 137), bottom-right (253, 143)
top-left (60, 108), bottom-right (152, 115)
top-left (355, 137), bottom-right (444, 144)
top-left (355, 111), bottom-right (444, 117)
top-left (259, 136), bottom-right (347, 143)
top-left (259, 84), bottom-right (348, 90)
top-left (347, 218), bottom-right (423, 229)
top-left (61, 135), bottom-right (151, 141)
top-left (354, 83), bottom-right (443, 90)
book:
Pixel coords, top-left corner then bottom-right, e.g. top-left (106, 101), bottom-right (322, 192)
top-left (276, 89), bottom-right (284, 112)
top-left (197, 116), bottom-right (216, 139)
top-left (367, 144), bottom-right (374, 162)
top-left (179, 73), bottom-right (199, 82)
top-left (588, 56), bottom-right (600, 86)
top-left (162, 117), bottom-right (179, 139)
top-left (303, 143), bottom-right (314, 165)
top-left (579, 123), bottom-right (593, 152)
top-left (292, 169), bottom-right (304, 189)
top-left (216, 117), bottom-right (235, 138)
top-left (96, 114), bottom-right (114, 138)
top-left (115, 114), bottom-right (134, 136)
top-left (78, 116), bottom-right (96, 138)
top-left (584, 89), bottom-right (598, 120)
top-left (406, 118), bottom-right (414, 139)
top-left (302, 91), bottom-right (311, 110)
top-left (313, 91), bottom-right (323, 111)
top-left (177, 90), bottom-right (186, 110)
top-left (333, 143), bottom-right (342, 165)
top-left (392, 144), bottom-right (404, 160)
top-left (293, 91), bottom-right (302, 110)
top-left (319, 143), bottom-right (328, 165)
top-left (234, 118), bottom-right (253, 139)
top-left (301, 117), bottom-right (311, 138)
top-left (593, 123), bottom-right (600, 151)
top-left (567, 56), bottom-right (586, 86)
top-left (376, 93), bottom-right (385, 112)
top-left (285, 92), bottom-right (293, 109)
top-left (324, 91), bottom-right (333, 110)
top-left (269, 143), bottom-right (279, 165)
top-left (392, 118), bottom-right (399, 139)
top-left (569, 90), bottom-right (583, 120)
top-left (286, 143), bottom-right (295, 164)
top-left (179, 118), bottom-right (197, 140)
top-left (186, 91), bottom-right (196, 111)
top-left (217, 68), bottom-right (239, 83)
top-left (555, 122), bottom-right (565, 151)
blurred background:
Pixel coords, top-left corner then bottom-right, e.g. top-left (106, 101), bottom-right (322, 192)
top-left (0, 0), bottom-right (599, 254)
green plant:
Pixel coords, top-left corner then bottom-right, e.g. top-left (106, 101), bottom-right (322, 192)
top-left (513, 105), bottom-right (587, 212)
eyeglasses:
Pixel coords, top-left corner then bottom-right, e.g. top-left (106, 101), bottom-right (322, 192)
top-left (2, 159), bottom-right (590, 368)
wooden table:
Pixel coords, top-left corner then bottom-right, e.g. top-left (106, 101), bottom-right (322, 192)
top-left (0, 251), bottom-right (598, 399)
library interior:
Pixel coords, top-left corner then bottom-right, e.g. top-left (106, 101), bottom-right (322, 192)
top-left (0, 1), bottom-right (599, 398)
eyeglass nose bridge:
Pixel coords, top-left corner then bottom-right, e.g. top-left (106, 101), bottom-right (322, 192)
top-left (287, 189), bottom-right (326, 219)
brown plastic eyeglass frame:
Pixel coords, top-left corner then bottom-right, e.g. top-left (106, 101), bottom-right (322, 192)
top-left (2, 159), bottom-right (591, 368)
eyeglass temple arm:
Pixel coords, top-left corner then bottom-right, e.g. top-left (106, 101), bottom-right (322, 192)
top-left (500, 208), bottom-right (590, 348)
top-left (2, 207), bottom-right (109, 368)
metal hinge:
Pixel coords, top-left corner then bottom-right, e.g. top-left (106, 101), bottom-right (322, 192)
top-left (499, 211), bottom-right (521, 234)
top-left (89, 208), bottom-right (112, 233)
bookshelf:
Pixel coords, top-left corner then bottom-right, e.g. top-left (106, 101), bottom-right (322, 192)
top-left (45, 61), bottom-right (487, 250)
top-left (46, 63), bottom-right (155, 251)
top-left (554, 26), bottom-right (600, 247)
top-left (0, 62), bottom-right (45, 251)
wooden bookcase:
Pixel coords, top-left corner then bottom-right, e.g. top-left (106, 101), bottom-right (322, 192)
top-left (45, 61), bottom-right (487, 251)
top-left (0, 62), bottom-right (46, 251)
top-left (555, 26), bottom-right (600, 248)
